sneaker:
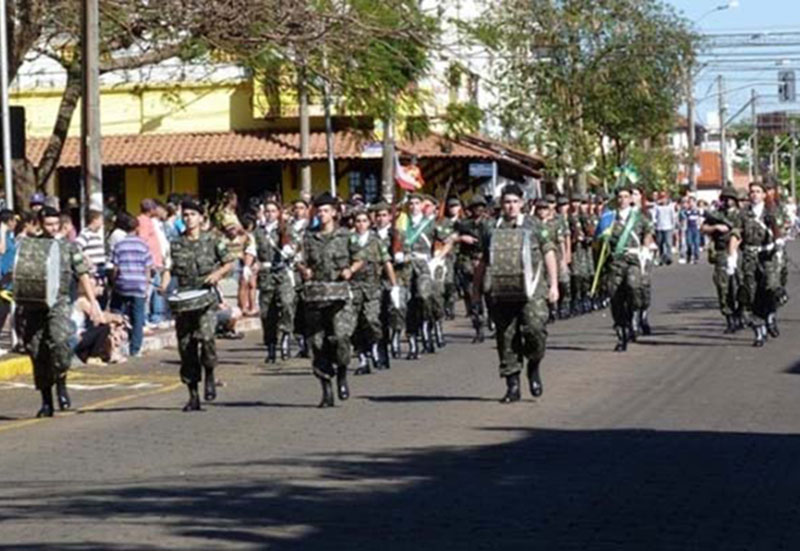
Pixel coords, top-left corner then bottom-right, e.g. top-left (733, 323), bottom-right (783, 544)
top-left (678, 258), bottom-right (686, 264)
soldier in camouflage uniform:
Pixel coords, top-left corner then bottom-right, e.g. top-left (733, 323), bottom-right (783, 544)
top-left (17, 207), bottom-right (100, 418)
top-left (535, 197), bottom-right (559, 323)
top-left (476, 185), bottom-right (559, 403)
top-left (373, 202), bottom-right (407, 359)
top-left (428, 197), bottom-right (459, 348)
top-left (603, 186), bottom-right (655, 352)
top-left (403, 193), bottom-right (453, 359)
top-left (441, 197), bottom-right (462, 321)
top-left (766, 184), bottom-right (790, 307)
top-left (289, 199), bottom-right (311, 358)
top-left (350, 209), bottom-right (398, 375)
top-left (701, 187), bottom-right (743, 333)
top-left (164, 199), bottom-right (235, 411)
top-left (455, 196), bottom-right (489, 342)
top-left (298, 192), bottom-right (363, 408)
top-left (630, 186), bottom-right (655, 336)
top-left (244, 198), bottom-right (295, 364)
top-left (554, 196), bottom-right (573, 318)
top-left (568, 194), bottom-right (594, 315)
top-left (729, 181), bottom-right (782, 347)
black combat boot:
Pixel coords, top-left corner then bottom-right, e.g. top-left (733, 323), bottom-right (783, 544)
top-left (336, 365), bottom-right (349, 401)
top-left (614, 326), bottom-right (628, 352)
top-left (629, 315), bottom-right (639, 342)
top-left (723, 315), bottom-right (736, 334)
top-left (547, 305), bottom-right (557, 324)
top-left (640, 309), bottom-right (652, 336)
top-left (318, 378), bottom-right (335, 408)
top-left (354, 352), bottom-right (371, 376)
top-left (434, 320), bottom-right (446, 348)
top-left (767, 313), bottom-right (780, 338)
top-left (56, 376), bottom-right (71, 411)
top-left (406, 335), bottom-right (419, 360)
top-left (527, 360), bottom-right (543, 398)
top-left (279, 332), bottom-right (291, 361)
top-left (182, 383), bottom-right (202, 412)
top-left (752, 325), bottom-right (766, 348)
top-left (381, 341), bottom-right (391, 370)
top-left (371, 342), bottom-right (386, 371)
top-left (390, 330), bottom-right (401, 359)
top-left (500, 373), bottom-right (521, 404)
top-left (36, 387), bottom-right (54, 418)
top-left (203, 368), bottom-right (217, 401)
top-left (421, 321), bottom-right (435, 354)
top-left (265, 343), bottom-right (277, 364)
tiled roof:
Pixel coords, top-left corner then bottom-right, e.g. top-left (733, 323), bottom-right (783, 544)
top-left (26, 130), bottom-right (522, 169)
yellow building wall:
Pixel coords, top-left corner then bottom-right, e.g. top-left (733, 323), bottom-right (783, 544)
top-left (280, 162), bottom-right (350, 202)
top-left (125, 166), bottom-right (199, 213)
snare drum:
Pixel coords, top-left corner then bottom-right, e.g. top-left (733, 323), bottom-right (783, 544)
top-left (303, 281), bottom-right (350, 304)
top-left (167, 289), bottom-right (216, 314)
top-left (13, 238), bottom-right (61, 307)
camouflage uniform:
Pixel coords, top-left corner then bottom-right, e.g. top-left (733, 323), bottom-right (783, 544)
top-left (253, 223), bottom-right (295, 347)
top-left (555, 213), bottom-right (572, 315)
top-left (302, 227), bottom-right (359, 380)
top-left (706, 204), bottom-right (742, 318)
top-left (739, 204), bottom-right (780, 326)
top-left (349, 231), bottom-right (389, 353)
top-left (605, 207), bottom-right (654, 346)
top-left (569, 211), bottom-right (594, 312)
top-left (377, 225), bottom-right (407, 337)
top-left (436, 216), bottom-right (458, 320)
top-left (404, 215), bottom-right (440, 339)
top-left (19, 237), bottom-right (90, 390)
top-left (484, 215), bottom-right (555, 377)
top-left (455, 216), bottom-right (486, 336)
top-left (289, 219), bottom-right (309, 349)
top-left (170, 233), bottom-right (235, 385)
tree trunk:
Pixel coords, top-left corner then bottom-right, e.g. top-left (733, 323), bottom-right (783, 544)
top-left (297, 63), bottom-right (311, 195)
top-left (37, 66), bottom-right (82, 189)
top-left (12, 158), bottom-right (36, 208)
top-left (381, 116), bottom-right (395, 202)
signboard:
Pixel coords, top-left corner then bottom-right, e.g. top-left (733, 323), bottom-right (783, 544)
top-left (469, 162), bottom-right (494, 178)
top-left (361, 142), bottom-right (383, 158)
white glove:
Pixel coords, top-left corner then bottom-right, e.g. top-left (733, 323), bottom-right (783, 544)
top-left (390, 286), bottom-right (402, 310)
top-left (393, 252), bottom-right (405, 264)
top-left (281, 244), bottom-right (295, 258)
top-left (775, 238), bottom-right (786, 248)
top-left (639, 247), bottom-right (653, 263)
top-left (726, 253), bottom-right (737, 276)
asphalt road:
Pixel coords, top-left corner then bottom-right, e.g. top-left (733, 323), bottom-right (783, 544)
top-left (2, 248), bottom-right (800, 550)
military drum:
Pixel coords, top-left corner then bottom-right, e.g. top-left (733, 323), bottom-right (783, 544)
top-left (167, 289), bottom-right (217, 314)
top-left (488, 228), bottom-right (538, 302)
top-left (304, 281), bottom-right (351, 305)
top-left (13, 237), bottom-right (61, 308)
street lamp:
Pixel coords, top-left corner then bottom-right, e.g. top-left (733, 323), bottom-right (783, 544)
top-left (698, 0), bottom-right (739, 23)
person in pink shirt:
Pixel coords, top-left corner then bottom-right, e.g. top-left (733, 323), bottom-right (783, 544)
top-left (137, 199), bottom-right (166, 327)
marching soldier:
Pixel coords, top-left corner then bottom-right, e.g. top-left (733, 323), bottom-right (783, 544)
top-left (701, 186), bottom-right (743, 333)
top-left (430, 197), bottom-right (459, 347)
top-left (731, 181), bottom-right (782, 347)
top-left (630, 186), bottom-right (655, 336)
top-left (476, 185), bottom-right (559, 403)
top-left (289, 198), bottom-right (311, 357)
top-left (455, 196), bottom-right (488, 342)
top-left (244, 198), bottom-right (295, 364)
top-left (162, 199), bottom-right (235, 411)
top-left (441, 197), bottom-right (462, 321)
top-left (349, 209), bottom-right (398, 375)
top-left (373, 202), bottom-right (407, 359)
top-left (555, 196), bottom-right (573, 318)
top-left (568, 194), bottom-right (594, 315)
top-left (604, 186), bottom-right (655, 352)
top-left (17, 207), bottom-right (101, 417)
top-left (298, 192), bottom-right (363, 407)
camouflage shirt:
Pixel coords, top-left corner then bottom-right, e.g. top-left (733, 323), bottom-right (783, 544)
top-left (171, 232), bottom-right (235, 292)
top-left (349, 231), bottom-right (390, 288)
top-left (303, 226), bottom-right (361, 282)
top-left (740, 204), bottom-right (778, 248)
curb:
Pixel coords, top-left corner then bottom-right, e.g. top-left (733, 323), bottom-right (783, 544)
top-left (0, 316), bottom-right (262, 382)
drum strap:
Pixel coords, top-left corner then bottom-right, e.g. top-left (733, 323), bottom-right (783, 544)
top-left (528, 263), bottom-right (542, 299)
top-left (406, 217), bottom-right (433, 248)
top-left (614, 208), bottom-right (641, 257)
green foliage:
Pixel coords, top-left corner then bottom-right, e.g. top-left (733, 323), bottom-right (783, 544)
top-left (626, 145), bottom-right (680, 194)
top-left (442, 101), bottom-right (483, 139)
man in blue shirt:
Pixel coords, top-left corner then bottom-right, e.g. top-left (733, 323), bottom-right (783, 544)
top-left (684, 196), bottom-right (702, 264)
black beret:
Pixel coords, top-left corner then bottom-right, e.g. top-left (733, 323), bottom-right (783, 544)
top-left (556, 195), bottom-right (569, 206)
top-left (534, 198), bottom-right (549, 209)
top-left (719, 187), bottom-right (738, 201)
top-left (446, 196), bottom-right (461, 207)
top-left (369, 201), bottom-right (391, 213)
top-left (181, 198), bottom-right (203, 214)
top-left (468, 195), bottom-right (487, 207)
top-left (571, 193), bottom-right (588, 202)
top-left (313, 192), bottom-right (338, 207)
top-left (544, 193), bottom-right (556, 203)
top-left (38, 206), bottom-right (60, 219)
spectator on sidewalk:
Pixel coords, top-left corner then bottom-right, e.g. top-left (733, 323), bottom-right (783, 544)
top-left (29, 192), bottom-right (45, 213)
top-left (110, 214), bottom-right (153, 357)
top-left (684, 196), bottom-right (702, 264)
top-left (76, 210), bottom-right (107, 274)
top-left (654, 192), bottom-right (677, 265)
top-left (0, 210), bottom-right (17, 355)
top-left (71, 284), bottom-right (129, 365)
top-left (58, 212), bottom-right (76, 242)
top-left (153, 200), bottom-right (172, 326)
top-left (137, 199), bottom-right (167, 328)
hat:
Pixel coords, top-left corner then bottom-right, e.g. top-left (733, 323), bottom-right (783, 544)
top-left (407, 192), bottom-right (425, 201)
top-left (571, 193), bottom-right (588, 203)
top-left (38, 206), bottom-right (59, 219)
top-left (719, 187), bottom-right (738, 201)
top-left (544, 193), bottom-right (556, 204)
top-left (181, 198), bottom-right (204, 214)
top-left (556, 195), bottom-right (569, 206)
top-left (370, 201), bottom-right (391, 213)
top-left (501, 184), bottom-right (524, 199)
top-left (446, 196), bottom-right (461, 207)
top-left (468, 195), bottom-right (487, 207)
top-left (534, 198), bottom-right (549, 209)
top-left (422, 194), bottom-right (437, 205)
top-left (313, 192), bottom-right (338, 208)
top-left (30, 192), bottom-right (45, 206)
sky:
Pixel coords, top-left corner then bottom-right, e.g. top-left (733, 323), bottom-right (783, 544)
top-left (665, 0), bottom-right (800, 127)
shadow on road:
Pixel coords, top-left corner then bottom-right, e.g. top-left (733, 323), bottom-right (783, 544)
top-left (3, 427), bottom-right (800, 550)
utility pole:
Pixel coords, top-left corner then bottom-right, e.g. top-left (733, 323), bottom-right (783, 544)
top-left (297, 63), bottom-right (311, 196)
top-left (752, 89), bottom-right (759, 182)
top-left (0, 0), bottom-right (13, 209)
top-left (321, 52), bottom-right (336, 197)
top-left (381, 117), bottom-right (395, 202)
top-left (791, 120), bottom-right (797, 201)
top-left (81, 0), bottom-right (102, 226)
top-left (687, 73), bottom-right (696, 192)
top-left (718, 75), bottom-right (728, 187)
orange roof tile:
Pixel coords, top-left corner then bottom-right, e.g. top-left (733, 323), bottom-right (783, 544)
top-left (26, 130), bottom-right (520, 169)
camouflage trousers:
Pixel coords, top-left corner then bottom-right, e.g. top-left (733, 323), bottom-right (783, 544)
top-left (176, 303), bottom-right (218, 385)
top-left (19, 300), bottom-right (74, 390)
top-left (607, 257), bottom-right (647, 328)
top-left (306, 299), bottom-right (354, 380)
top-left (741, 250), bottom-right (780, 324)
top-left (406, 259), bottom-right (433, 335)
top-left (352, 285), bottom-right (382, 351)
top-left (258, 271), bottom-right (295, 345)
top-left (491, 295), bottom-right (549, 377)
top-left (456, 258), bottom-right (484, 320)
top-left (570, 246), bottom-right (594, 305)
top-left (712, 252), bottom-right (740, 316)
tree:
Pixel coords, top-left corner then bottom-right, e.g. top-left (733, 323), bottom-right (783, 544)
top-left (473, 0), bottom-right (696, 193)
